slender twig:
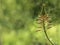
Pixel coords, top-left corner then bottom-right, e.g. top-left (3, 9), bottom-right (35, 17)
top-left (42, 18), bottom-right (54, 45)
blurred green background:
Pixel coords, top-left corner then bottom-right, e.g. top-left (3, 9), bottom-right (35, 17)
top-left (0, 0), bottom-right (60, 45)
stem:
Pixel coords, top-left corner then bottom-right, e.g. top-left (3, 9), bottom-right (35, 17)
top-left (42, 19), bottom-right (54, 45)
top-left (0, 0), bottom-right (3, 45)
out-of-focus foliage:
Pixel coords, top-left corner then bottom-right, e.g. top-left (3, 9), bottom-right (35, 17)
top-left (0, 0), bottom-right (60, 45)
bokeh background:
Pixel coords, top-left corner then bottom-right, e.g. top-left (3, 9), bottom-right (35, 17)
top-left (0, 0), bottom-right (60, 45)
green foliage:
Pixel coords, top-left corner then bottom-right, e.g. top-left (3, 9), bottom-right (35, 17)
top-left (13, 20), bottom-right (25, 30)
top-left (0, 0), bottom-right (60, 45)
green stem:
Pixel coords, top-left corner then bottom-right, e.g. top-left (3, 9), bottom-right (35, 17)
top-left (42, 19), bottom-right (54, 45)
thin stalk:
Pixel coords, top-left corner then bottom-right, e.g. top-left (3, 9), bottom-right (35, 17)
top-left (42, 19), bottom-right (54, 45)
top-left (0, 0), bottom-right (3, 45)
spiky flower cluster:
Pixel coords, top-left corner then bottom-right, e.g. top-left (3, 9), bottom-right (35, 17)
top-left (36, 14), bottom-right (52, 32)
